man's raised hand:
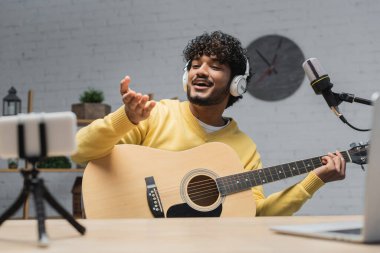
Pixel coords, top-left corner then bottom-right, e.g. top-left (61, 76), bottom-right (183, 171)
top-left (120, 76), bottom-right (156, 125)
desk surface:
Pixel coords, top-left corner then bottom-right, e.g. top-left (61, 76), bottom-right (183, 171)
top-left (0, 216), bottom-right (379, 253)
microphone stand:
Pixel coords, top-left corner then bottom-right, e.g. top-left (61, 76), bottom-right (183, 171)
top-left (332, 91), bottom-right (373, 132)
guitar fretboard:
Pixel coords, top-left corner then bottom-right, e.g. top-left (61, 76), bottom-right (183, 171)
top-left (216, 151), bottom-right (350, 196)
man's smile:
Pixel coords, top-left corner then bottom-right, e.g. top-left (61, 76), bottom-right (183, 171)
top-left (192, 78), bottom-right (213, 90)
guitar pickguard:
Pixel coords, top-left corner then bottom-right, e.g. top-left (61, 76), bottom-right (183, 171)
top-left (166, 203), bottom-right (222, 218)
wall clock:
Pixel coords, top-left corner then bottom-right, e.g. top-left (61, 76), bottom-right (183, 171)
top-left (246, 34), bottom-right (305, 101)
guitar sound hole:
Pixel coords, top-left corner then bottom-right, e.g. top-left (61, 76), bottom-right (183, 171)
top-left (187, 175), bottom-right (219, 207)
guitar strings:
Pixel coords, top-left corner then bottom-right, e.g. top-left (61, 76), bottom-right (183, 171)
top-left (186, 158), bottom-right (324, 193)
top-left (159, 160), bottom-right (324, 199)
top-left (152, 153), bottom-right (353, 204)
top-left (184, 160), bottom-right (325, 202)
top-left (189, 192), bottom-right (220, 203)
top-left (158, 153), bottom-right (353, 204)
top-left (157, 158), bottom-right (327, 202)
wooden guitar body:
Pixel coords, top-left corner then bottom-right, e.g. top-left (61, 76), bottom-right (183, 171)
top-left (82, 142), bottom-right (256, 218)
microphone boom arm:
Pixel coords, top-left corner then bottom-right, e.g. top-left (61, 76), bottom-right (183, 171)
top-left (329, 91), bottom-right (373, 132)
top-left (337, 92), bottom-right (373, 106)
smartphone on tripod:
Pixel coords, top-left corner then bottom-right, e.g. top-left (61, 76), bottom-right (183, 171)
top-left (0, 111), bottom-right (85, 247)
top-left (0, 112), bottom-right (77, 159)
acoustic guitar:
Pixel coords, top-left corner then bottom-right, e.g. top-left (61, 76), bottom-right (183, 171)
top-left (82, 142), bottom-right (368, 218)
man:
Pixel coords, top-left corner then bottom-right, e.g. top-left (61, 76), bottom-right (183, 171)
top-left (72, 31), bottom-right (345, 216)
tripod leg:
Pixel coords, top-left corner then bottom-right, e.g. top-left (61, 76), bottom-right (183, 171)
top-left (33, 179), bottom-right (49, 247)
top-left (42, 183), bottom-right (86, 235)
top-left (0, 185), bottom-right (29, 225)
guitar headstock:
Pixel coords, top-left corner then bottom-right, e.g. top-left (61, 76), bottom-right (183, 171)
top-left (348, 142), bottom-right (369, 165)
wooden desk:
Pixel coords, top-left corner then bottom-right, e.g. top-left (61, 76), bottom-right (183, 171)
top-left (0, 216), bottom-right (379, 253)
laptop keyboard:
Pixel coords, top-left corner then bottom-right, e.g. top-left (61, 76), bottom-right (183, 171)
top-left (329, 228), bottom-right (362, 235)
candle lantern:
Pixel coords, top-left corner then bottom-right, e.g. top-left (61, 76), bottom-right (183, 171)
top-left (2, 87), bottom-right (22, 168)
top-left (3, 87), bottom-right (21, 116)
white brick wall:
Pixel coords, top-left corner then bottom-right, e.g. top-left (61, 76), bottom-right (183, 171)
top-left (1, 0), bottom-right (379, 216)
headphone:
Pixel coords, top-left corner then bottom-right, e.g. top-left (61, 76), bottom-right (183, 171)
top-left (182, 58), bottom-right (250, 97)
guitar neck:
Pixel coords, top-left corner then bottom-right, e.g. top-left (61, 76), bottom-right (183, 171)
top-left (216, 150), bottom-right (351, 196)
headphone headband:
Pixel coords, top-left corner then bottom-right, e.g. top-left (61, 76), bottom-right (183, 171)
top-left (243, 58), bottom-right (250, 78)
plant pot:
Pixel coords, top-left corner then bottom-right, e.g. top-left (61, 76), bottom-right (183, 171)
top-left (8, 158), bottom-right (19, 169)
top-left (71, 103), bottom-right (111, 120)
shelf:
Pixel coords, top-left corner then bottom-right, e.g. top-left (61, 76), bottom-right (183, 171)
top-left (0, 168), bottom-right (85, 173)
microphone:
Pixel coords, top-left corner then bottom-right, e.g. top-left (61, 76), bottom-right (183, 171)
top-left (303, 57), bottom-right (371, 132)
top-left (302, 58), bottom-right (341, 110)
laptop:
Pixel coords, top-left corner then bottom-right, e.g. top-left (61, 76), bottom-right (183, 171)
top-left (271, 98), bottom-right (380, 244)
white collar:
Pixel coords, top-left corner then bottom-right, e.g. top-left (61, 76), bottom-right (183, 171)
top-left (197, 118), bottom-right (231, 133)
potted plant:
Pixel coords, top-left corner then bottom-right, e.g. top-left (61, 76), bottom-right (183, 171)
top-left (71, 88), bottom-right (111, 120)
top-left (36, 156), bottom-right (72, 169)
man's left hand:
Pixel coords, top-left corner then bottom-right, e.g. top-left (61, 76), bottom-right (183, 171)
top-left (314, 151), bottom-right (346, 183)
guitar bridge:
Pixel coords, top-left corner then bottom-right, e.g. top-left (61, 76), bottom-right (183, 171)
top-left (144, 176), bottom-right (165, 218)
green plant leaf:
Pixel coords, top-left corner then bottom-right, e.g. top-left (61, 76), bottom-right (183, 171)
top-left (37, 156), bottom-right (72, 169)
top-left (79, 88), bottom-right (104, 103)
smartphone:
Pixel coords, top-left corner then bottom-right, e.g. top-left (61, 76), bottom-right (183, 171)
top-left (0, 112), bottom-right (77, 159)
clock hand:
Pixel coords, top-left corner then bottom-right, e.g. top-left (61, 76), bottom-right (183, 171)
top-left (255, 49), bottom-right (272, 68)
top-left (256, 49), bottom-right (278, 75)
top-left (254, 68), bottom-right (272, 86)
top-left (272, 38), bottom-right (283, 63)
top-left (270, 38), bottom-right (283, 74)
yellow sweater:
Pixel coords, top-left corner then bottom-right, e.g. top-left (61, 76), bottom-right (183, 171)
top-left (72, 99), bottom-right (324, 216)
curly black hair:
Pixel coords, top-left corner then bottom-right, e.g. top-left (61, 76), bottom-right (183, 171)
top-left (183, 31), bottom-right (251, 108)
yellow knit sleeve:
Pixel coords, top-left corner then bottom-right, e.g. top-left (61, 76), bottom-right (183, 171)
top-left (254, 171), bottom-right (325, 216)
top-left (71, 106), bottom-right (141, 164)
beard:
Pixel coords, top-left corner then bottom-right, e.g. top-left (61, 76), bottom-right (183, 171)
top-left (186, 85), bottom-right (230, 106)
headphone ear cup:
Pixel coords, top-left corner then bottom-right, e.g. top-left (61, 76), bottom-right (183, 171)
top-left (229, 75), bottom-right (247, 97)
top-left (182, 70), bottom-right (188, 92)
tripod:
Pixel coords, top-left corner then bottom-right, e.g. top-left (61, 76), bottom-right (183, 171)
top-left (0, 122), bottom-right (86, 246)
